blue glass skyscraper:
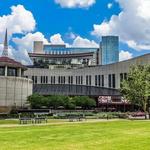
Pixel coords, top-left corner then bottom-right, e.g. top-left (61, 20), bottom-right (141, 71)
top-left (101, 36), bottom-right (119, 65)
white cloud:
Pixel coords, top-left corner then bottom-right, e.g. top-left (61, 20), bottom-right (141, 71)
top-left (49, 34), bottom-right (98, 48)
top-left (107, 3), bottom-right (113, 9)
top-left (54, 0), bottom-right (95, 8)
top-left (0, 5), bottom-right (37, 65)
top-left (92, 0), bottom-right (150, 51)
top-left (119, 50), bottom-right (133, 61)
top-left (0, 5), bottom-right (36, 41)
top-left (13, 32), bottom-right (48, 52)
top-left (72, 36), bottom-right (98, 47)
top-left (50, 33), bottom-right (65, 45)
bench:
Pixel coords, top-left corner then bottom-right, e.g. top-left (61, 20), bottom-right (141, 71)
top-left (19, 117), bottom-right (47, 124)
top-left (68, 115), bottom-right (85, 122)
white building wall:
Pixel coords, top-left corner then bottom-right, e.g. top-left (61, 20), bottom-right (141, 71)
top-left (25, 54), bottom-right (150, 89)
top-left (0, 76), bottom-right (32, 107)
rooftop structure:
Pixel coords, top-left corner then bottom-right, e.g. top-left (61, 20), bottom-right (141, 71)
top-left (30, 41), bottom-right (100, 68)
top-left (29, 36), bottom-right (119, 69)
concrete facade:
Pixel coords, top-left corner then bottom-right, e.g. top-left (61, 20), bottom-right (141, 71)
top-left (0, 76), bottom-right (32, 107)
top-left (25, 53), bottom-right (150, 90)
top-left (0, 29), bottom-right (33, 111)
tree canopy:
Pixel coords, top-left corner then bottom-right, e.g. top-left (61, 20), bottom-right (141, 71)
top-left (120, 65), bottom-right (150, 117)
top-left (27, 94), bottom-right (96, 110)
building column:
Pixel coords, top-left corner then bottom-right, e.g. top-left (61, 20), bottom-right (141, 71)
top-left (18, 68), bottom-right (22, 77)
top-left (5, 66), bottom-right (7, 76)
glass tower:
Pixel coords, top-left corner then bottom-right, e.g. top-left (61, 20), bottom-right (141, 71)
top-left (101, 36), bottom-right (119, 65)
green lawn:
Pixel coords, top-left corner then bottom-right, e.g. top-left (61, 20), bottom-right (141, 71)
top-left (0, 120), bottom-right (150, 150)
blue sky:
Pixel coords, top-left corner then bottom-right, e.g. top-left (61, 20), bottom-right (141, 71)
top-left (0, 0), bottom-right (150, 64)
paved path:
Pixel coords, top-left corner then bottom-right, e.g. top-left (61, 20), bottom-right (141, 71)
top-left (0, 119), bottom-right (121, 128)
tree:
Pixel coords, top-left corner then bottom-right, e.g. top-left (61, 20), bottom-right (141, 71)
top-left (74, 96), bottom-right (96, 109)
top-left (27, 94), bottom-right (46, 109)
top-left (62, 96), bottom-right (76, 109)
top-left (120, 65), bottom-right (150, 119)
top-left (27, 95), bottom-right (96, 110)
top-left (47, 95), bottom-right (64, 109)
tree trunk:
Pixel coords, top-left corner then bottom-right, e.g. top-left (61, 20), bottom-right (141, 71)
top-left (145, 113), bottom-right (147, 119)
top-left (143, 101), bottom-right (147, 120)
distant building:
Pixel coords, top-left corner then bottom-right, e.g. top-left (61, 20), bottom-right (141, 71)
top-left (29, 41), bottom-right (101, 69)
top-left (30, 36), bottom-right (119, 69)
top-left (101, 36), bottom-right (119, 65)
top-left (25, 35), bottom-right (150, 95)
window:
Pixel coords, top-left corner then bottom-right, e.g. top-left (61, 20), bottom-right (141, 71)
top-left (120, 73), bottom-right (127, 87)
top-left (35, 76), bottom-right (37, 84)
top-left (86, 75), bottom-right (91, 86)
top-left (51, 76), bottom-right (55, 84)
top-left (102, 75), bottom-right (104, 87)
top-left (95, 75), bottom-right (97, 86)
top-left (86, 75), bottom-right (88, 85)
top-left (58, 76), bottom-right (61, 84)
top-left (54, 76), bottom-right (55, 84)
top-left (108, 74), bottom-right (111, 88)
top-left (71, 76), bottom-right (73, 84)
top-left (124, 73), bottom-right (127, 80)
top-left (76, 76), bottom-right (78, 84)
top-left (7, 68), bottom-right (17, 76)
top-left (41, 76), bottom-right (43, 83)
top-left (120, 73), bottom-right (123, 82)
top-left (98, 75), bottom-right (101, 86)
top-left (112, 74), bottom-right (116, 88)
top-left (78, 76), bottom-right (81, 84)
top-left (32, 76), bottom-right (35, 83)
top-left (0, 67), bottom-right (5, 76)
top-left (76, 76), bottom-right (82, 85)
top-left (63, 76), bottom-right (65, 84)
top-left (68, 76), bottom-right (70, 84)
top-left (89, 75), bottom-right (91, 86)
top-left (81, 76), bottom-right (83, 85)
top-left (43, 76), bottom-right (45, 83)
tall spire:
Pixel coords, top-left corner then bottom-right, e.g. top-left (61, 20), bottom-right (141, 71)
top-left (2, 29), bottom-right (8, 57)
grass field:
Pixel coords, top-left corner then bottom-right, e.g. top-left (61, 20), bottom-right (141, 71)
top-left (0, 120), bottom-right (150, 150)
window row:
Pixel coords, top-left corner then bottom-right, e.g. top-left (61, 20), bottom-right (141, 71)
top-left (95, 75), bottom-right (104, 87)
top-left (30, 74), bottom-right (118, 88)
top-left (108, 74), bottom-right (116, 88)
top-left (76, 76), bottom-right (83, 85)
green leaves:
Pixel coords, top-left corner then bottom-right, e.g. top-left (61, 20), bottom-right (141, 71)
top-left (120, 65), bottom-right (150, 112)
top-left (27, 95), bottom-right (96, 109)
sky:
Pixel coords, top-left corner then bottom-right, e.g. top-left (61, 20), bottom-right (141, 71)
top-left (0, 0), bottom-right (150, 64)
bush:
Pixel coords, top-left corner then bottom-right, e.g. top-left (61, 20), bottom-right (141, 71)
top-left (27, 95), bottom-right (96, 110)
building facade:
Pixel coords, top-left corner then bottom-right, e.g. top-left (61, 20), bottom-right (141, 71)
top-left (25, 36), bottom-right (149, 98)
top-left (0, 30), bottom-right (33, 112)
top-left (25, 53), bottom-right (150, 92)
